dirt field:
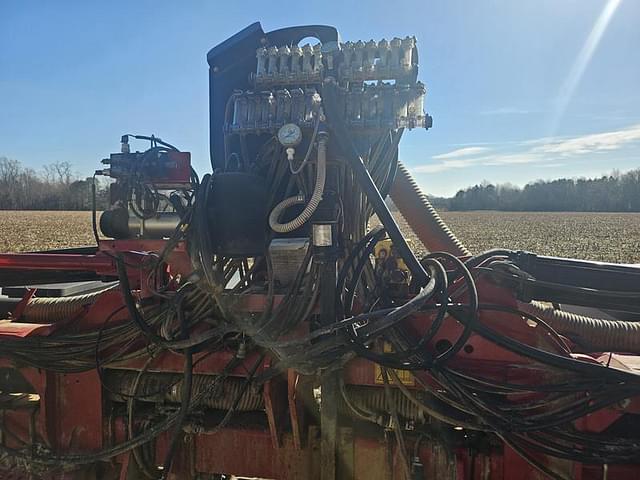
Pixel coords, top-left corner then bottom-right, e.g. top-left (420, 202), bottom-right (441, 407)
top-left (399, 211), bottom-right (640, 264)
top-left (0, 211), bottom-right (95, 253)
top-left (0, 210), bottom-right (638, 264)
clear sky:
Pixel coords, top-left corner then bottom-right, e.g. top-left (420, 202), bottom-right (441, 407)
top-left (1, 0), bottom-right (639, 196)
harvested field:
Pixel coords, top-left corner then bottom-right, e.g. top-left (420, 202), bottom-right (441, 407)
top-left (397, 211), bottom-right (640, 264)
top-left (0, 210), bottom-right (638, 264)
top-left (0, 211), bottom-right (94, 253)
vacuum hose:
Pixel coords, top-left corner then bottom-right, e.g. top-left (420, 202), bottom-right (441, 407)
top-left (391, 163), bottom-right (640, 353)
top-left (20, 285), bottom-right (117, 323)
top-left (390, 161), bottom-right (470, 257)
top-left (518, 301), bottom-right (640, 353)
top-left (269, 134), bottom-right (327, 233)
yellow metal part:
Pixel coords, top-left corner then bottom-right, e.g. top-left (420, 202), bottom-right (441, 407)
top-left (374, 238), bottom-right (410, 272)
top-left (374, 342), bottom-right (415, 386)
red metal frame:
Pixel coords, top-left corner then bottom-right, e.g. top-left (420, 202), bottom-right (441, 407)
top-left (0, 245), bottom-right (637, 479)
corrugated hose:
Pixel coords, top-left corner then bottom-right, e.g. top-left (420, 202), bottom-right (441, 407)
top-left (269, 135), bottom-right (327, 233)
top-left (19, 284), bottom-right (117, 323)
top-left (391, 163), bottom-right (640, 354)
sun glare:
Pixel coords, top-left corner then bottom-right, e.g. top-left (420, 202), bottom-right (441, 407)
top-left (549, 0), bottom-right (622, 136)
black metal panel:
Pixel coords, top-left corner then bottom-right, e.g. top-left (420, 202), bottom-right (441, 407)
top-left (513, 252), bottom-right (640, 293)
top-left (0, 270), bottom-right (108, 286)
top-left (508, 252), bottom-right (640, 313)
top-left (207, 23), bottom-right (266, 171)
top-left (2, 281), bottom-right (115, 298)
top-left (207, 22), bottom-right (339, 171)
top-left (208, 172), bottom-right (268, 256)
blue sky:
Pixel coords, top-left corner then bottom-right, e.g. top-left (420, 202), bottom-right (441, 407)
top-left (1, 0), bottom-right (639, 196)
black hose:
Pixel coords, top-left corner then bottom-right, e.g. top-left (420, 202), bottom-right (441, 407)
top-left (322, 78), bottom-right (429, 287)
top-left (160, 295), bottom-right (193, 479)
top-left (115, 255), bottom-right (166, 347)
top-left (126, 134), bottom-right (179, 151)
top-left (448, 306), bottom-right (640, 384)
top-left (427, 252), bottom-right (479, 366)
top-left (337, 226), bottom-right (385, 303)
top-left (91, 174), bottom-right (100, 247)
top-left (341, 228), bottom-right (387, 316)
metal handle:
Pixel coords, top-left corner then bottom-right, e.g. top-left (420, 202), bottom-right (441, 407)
top-left (266, 25), bottom-right (339, 47)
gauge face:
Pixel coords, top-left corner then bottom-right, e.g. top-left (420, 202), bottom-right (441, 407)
top-left (277, 123), bottom-right (303, 147)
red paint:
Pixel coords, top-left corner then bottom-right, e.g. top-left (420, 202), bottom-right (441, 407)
top-left (0, 245), bottom-right (637, 479)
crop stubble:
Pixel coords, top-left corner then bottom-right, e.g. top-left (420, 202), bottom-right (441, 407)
top-left (377, 211), bottom-right (640, 264)
top-left (0, 210), bottom-right (638, 264)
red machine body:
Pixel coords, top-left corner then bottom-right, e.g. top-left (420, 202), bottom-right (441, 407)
top-left (0, 238), bottom-right (637, 479)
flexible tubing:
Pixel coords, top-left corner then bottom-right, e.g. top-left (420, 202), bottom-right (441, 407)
top-left (389, 164), bottom-right (640, 353)
top-left (20, 285), bottom-right (117, 323)
top-left (390, 161), bottom-right (470, 256)
top-left (289, 113), bottom-right (320, 175)
top-left (518, 301), bottom-right (640, 353)
top-left (269, 136), bottom-right (327, 233)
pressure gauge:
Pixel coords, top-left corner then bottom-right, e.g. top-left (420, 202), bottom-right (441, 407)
top-left (277, 123), bottom-right (303, 147)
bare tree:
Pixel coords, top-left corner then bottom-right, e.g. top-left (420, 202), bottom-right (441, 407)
top-left (44, 161), bottom-right (75, 186)
top-left (0, 156), bottom-right (108, 210)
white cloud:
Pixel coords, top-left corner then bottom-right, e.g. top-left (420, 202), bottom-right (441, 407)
top-left (532, 123), bottom-right (640, 156)
top-left (413, 158), bottom-right (479, 173)
top-left (481, 153), bottom-right (541, 166)
top-left (432, 146), bottom-right (489, 160)
top-left (520, 136), bottom-right (565, 146)
top-left (480, 107), bottom-right (534, 116)
top-left (412, 123), bottom-right (640, 174)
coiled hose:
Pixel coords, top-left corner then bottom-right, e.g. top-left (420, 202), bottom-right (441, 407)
top-left (390, 161), bottom-right (470, 257)
top-left (392, 163), bottom-right (640, 353)
top-left (20, 284), bottom-right (117, 323)
top-left (269, 135), bottom-right (327, 233)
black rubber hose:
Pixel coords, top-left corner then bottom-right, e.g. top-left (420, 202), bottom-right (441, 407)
top-left (342, 228), bottom-right (388, 317)
top-left (390, 259), bottom-right (449, 360)
top-left (448, 306), bottom-right (640, 384)
top-left (115, 255), bottom-right (166, 346)
top-left (160, 296), bottom-right (193, 479)
top-left (427, 252), bottom-right (479, 366)
top-left (336, 226), bottom-right (386, 315)
top-left (466, 249), bottom-right (640, 353)
top-left (322, 78), bottom-right (429, 287)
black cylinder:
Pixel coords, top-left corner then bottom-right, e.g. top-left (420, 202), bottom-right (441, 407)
top-left (208, 172), bottom-right (268, 256)
top-left (99, 207), bottom-right (130, 239)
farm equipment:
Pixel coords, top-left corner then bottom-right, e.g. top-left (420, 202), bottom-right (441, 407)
top-left (1, 22), bottom-right (640, 480)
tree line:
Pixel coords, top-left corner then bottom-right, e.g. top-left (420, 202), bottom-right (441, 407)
top-left (2, 155), bottom-right (638, 212)
top-left (433, 168), bottom-right (640, 212)
top-left (0, 156), bottom-right (109, 210)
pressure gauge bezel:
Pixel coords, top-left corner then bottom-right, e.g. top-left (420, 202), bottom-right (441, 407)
top-left (277, 123), bottom-right (303, 147)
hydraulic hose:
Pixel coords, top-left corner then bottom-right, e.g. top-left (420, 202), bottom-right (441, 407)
top-left (269, 134), bottom-right (327, 233)
top-left (322, 79), bottom-right (429, 287)
top-left (390, 161), bottom-right (470, 257)
top-left (518, 301), bottom-right (640, 354)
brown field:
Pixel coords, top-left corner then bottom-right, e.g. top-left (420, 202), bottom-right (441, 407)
top-left (0, 210), bottom-right (638, 264)
top-left (0, 211), bottom-right (95, 253)
top-left (400, 211), bottom-right (640, 264)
